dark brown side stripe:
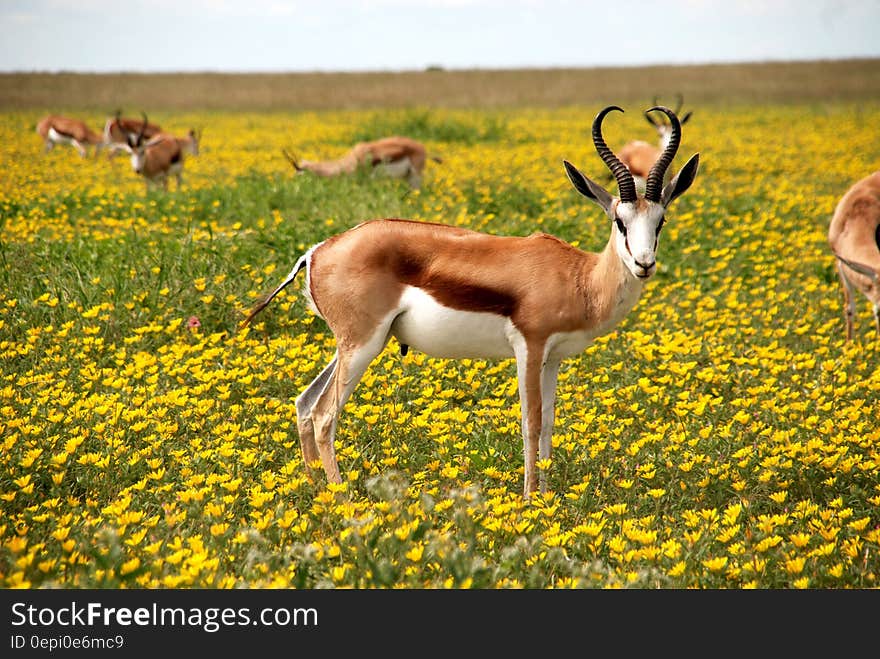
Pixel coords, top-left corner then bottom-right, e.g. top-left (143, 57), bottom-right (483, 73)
top-left (394, 253), bottom-right (517, 316)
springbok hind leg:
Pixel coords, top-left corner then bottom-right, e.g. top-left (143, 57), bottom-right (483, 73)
top-left (295, 355), bottom-right (338, 479)
top-left (309, 325), bottom-right (393, 485)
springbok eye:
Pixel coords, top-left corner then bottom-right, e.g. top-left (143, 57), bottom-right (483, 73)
top-left (655, 215), bottom-right (666, 236)
top-left (614, 217), bottom-right (627, 236)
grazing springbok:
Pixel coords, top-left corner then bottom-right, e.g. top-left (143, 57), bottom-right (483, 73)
top-left (35, 115), bottom-right (106, 158)
top-left (619, 95), bottom-right (693, 191)
top-left (118, 115), bottom-right (200, 191)
top-left (282, 136), bottom-right (442, 189)
top-left (243, 105), bottom-right (699, 498)
top-left (103, 111), bottom-right (163, 157)
top-left (828, 170), bottom-right (880, 340)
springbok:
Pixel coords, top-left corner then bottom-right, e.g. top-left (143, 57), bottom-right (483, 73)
top-left (119, 115), bottom-right (199, 191)
top-left (243, 105), bottom-right (699, 498)
top-left (35, 115), bottom-right (106, 158)
top-left (282, 136), bottom-right (442, 189)
top-left (619, 95), bottom-right (693, 191)
top-left (828, 170), bottom-right (880, 340)
top-left (103, 111), bottom-right (163, 157)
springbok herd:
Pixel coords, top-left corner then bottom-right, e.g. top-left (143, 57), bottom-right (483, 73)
top-left (37, 100), bottom-right (880, 498)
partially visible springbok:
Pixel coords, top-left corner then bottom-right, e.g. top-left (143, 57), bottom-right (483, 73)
top-left (828, 170), bottom-right (880, 340)
top-left (118, 114), bottom-right (200, 192)
top-left (282, 136), bottom-right (442, 189)
top-left (103, 110), bottom-right (163, 158)
top-left (35, 115), bottom-right (106, 158)
top-left (243, 105), bottom-right (699, 498)
top-left (619, 94), bottom-right (693, 191)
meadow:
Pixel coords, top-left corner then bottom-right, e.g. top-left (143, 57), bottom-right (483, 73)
top-left (1, 65), bottom-right (880, 588)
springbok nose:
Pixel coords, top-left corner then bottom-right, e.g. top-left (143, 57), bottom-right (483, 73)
top-left (634, 259), bottom-right (655, 277)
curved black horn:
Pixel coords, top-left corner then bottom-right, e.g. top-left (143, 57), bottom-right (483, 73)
top-left (644, 106), bottom-right (681, 202)
top-left (592, 105), bottom-right (636, 203)
top-left (281, 148), bottom-right (302, 171)
top-left (137, 111), bottom-right (149, 145)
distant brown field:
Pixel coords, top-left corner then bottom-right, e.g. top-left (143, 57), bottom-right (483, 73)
top-left (2, 58), bottom-right (879, 111)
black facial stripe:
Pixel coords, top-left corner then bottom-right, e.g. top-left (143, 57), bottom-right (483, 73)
top-left (615, 216), bottom-right (627, 236)
top-left (655, 215), bottom-right (666, 236)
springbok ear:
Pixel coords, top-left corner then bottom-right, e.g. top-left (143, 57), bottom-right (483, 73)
top-left (680, 111), bottom-right (693, 125)
top-left (661, 153), bottom-right (699, 208)
top-left (564, 160), bottom-right (614, 215)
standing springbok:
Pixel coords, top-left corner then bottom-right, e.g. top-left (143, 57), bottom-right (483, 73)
top-left (118, 115), bottom-right (199, 192)
top-left (243, 105), bottom-right (699, 498)
top-left (828, 170), bottom-right (880, 340)
top-left (619, 95), bottom-right (692, 192)
top-left (103, 111), bottom-right (163, 157)
top-left (35, 115), bottom-right (106, 158)
top-left (282, 136), bottom-right (442, 189)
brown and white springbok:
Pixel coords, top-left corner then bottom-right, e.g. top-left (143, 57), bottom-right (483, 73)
top-left (103, 111), bottom-right (163, 157)
top-left (35, 115), bottom-right (106, 158)
top-left (118, 115), bottom-right (200, 192)
top-left (282, 136), bottom-right (442, 189)
top-left (828, 170), bottom-right (880, 340)
top-left (243, 106), bottom-right (699, 498)
top-left (619, 95), bottom-right (693, 192)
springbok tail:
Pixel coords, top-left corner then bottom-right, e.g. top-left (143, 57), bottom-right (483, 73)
top-left (240, 252), bottom-right (310, 329)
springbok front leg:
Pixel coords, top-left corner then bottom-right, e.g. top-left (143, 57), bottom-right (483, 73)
top-left (836, 262), bottom-right (857, 341)
top-left (514, 339), bottom-right (548, 498)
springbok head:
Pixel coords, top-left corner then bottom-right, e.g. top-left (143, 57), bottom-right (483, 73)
top-left (184, 128), bottom-right (201, 156)
top-left (281, 148), bottom-right (304, 174)
top-left (124, 112), bottom-right (153, 174)
top-left (645, 94), bottom-right (692, 146)
top-left (564, 105), bottom-right (699, 281)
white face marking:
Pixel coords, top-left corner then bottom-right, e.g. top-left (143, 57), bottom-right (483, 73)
top-left (130, 149), bottom-right (147, 174)
top-left (390, 286), bottom-right (515, 359)
top-left (615, 201), bottom-right (665, 280)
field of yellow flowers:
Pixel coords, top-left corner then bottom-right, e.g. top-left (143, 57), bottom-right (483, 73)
top-left (1, 104), bottom-right (879, 589)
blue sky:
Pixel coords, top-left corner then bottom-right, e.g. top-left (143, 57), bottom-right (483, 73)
top-left (1, 0), bottom-right (878, 73)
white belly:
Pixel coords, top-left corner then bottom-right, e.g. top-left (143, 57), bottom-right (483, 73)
top-left (391, 286), bottom-right (515, 359)
top-left (374, 157), bottom-right (412, 179)
top-left (48, 127), bottom-right (75, 146)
